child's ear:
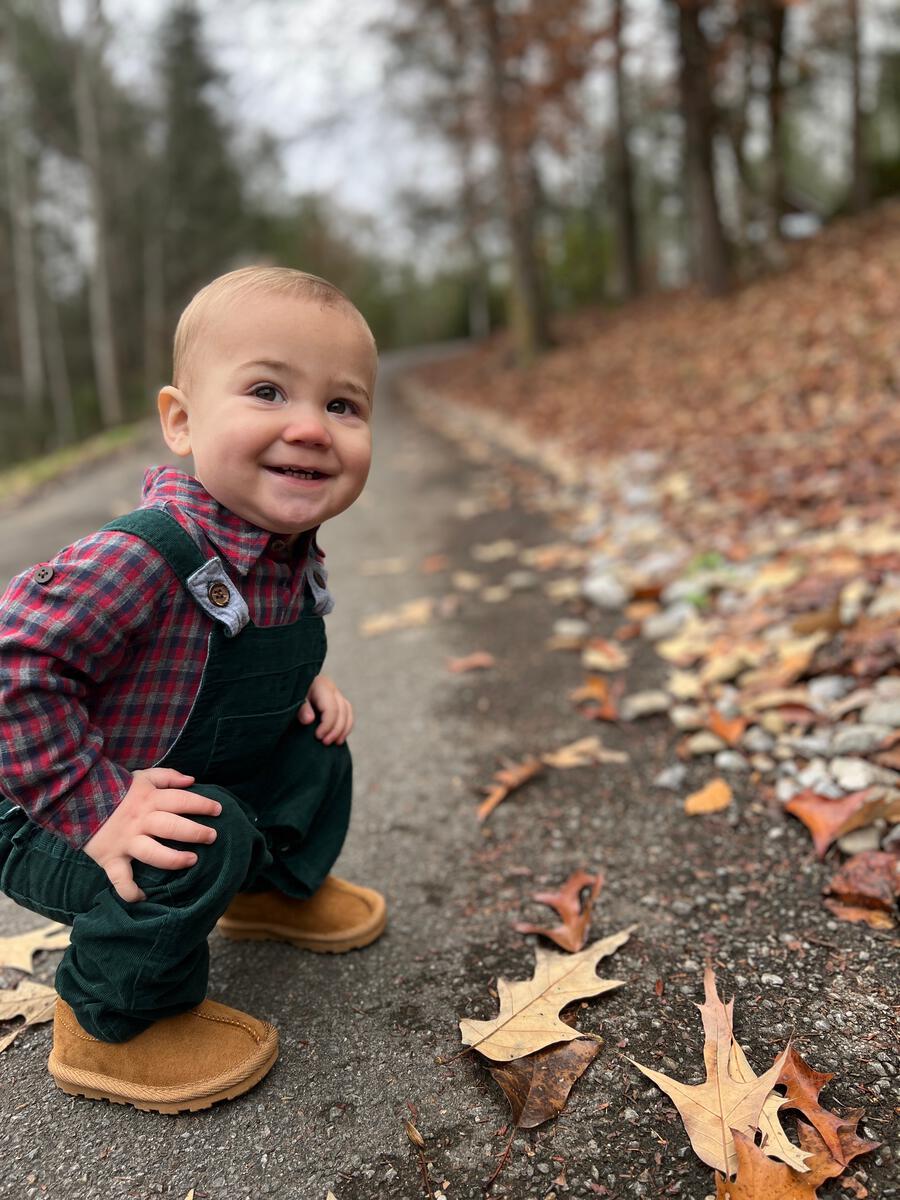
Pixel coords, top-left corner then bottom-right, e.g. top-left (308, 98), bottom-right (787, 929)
top-left (158, 386), bottom-right (192, 457)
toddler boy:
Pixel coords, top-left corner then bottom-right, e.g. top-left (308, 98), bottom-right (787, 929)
top-left (0, 266), bottom-right (384, 1112)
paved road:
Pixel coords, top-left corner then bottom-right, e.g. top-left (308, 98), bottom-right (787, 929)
top-left (1, 355), bottom-right (897, 1200)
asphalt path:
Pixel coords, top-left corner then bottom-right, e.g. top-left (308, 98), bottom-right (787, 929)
top-left (0, 352), bottom-right (897, 1200)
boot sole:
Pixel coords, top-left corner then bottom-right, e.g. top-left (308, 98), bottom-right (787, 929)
top-left (48, 1036), bottom-right (278, 1114)
top-left (217, 908), bottom-right (387, 954)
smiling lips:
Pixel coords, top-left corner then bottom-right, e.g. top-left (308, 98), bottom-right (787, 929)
top-left (266, 465), bottom-right (330, 480)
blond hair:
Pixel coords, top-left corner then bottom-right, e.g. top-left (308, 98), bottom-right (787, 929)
top-left (172, 265), bottom-right (375, 388)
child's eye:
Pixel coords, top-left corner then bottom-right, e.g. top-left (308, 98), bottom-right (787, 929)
top-left (326, 398), bottom-right (357, 416)
top-left (252, 384), bottom-right (283, 403)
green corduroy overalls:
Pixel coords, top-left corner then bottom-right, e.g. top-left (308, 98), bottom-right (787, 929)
top-left (0, 508), bottom-right (351, 1042)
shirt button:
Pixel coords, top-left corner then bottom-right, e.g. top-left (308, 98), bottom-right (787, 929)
top-left (313, 570), bottom-right (326, 589)
top-left (34, 565), bottom-right (54, 584)
top-left (208, 581), bottom-right (231, 607)
top-left (270, 538), bottom-right (287, 553)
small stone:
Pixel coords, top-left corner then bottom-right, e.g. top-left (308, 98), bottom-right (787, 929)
top-left (797, 763), bottom-right (844, 798)
top-left (781, 733), bottom-right (833, 757)
top-left (808, 675), bottom-right (855, 703)
top-left (553, 617), bottom-right (591, 639)
top-left (505, 569), bottom-right (538, 591)
top-left (742, 726), bottom-right (775, 753)
top-left (831, 757), bottom-right (899, 791)
top-left (832, 723), bottom-right (893, 756)
top-left (671, 704), bottom-right (706, 731)
top-left (715, 750), bottom-right (750, 773)
top-left (860, 700), bottom-right (900, 727)
top-left (482, 585), bottom-right (511, 604)
top-left (622, 1108), bottom-right (640, 1123)
top-left (622, 690), bottom-right (671, 720)
top-left (836, 826), bottom-right (884, 855)
top-left (750, 753), bottom-right (776, 772)
top-left (671, 899), bottom-right (693, 916)
top-left (776, 777), bottom-right (801, 803)
top-left (643, 602), bottom-right (693, 641)
top-left (582, 573), bottom-right (629, 610)
top-left (874, 677), bottom-right (900, 699)
top-left (761, 974), bottom-right (783, 987)
top-left (686, 731), bottom-right (726, 756)
top-left (653, 764), bottom-right (687, 791)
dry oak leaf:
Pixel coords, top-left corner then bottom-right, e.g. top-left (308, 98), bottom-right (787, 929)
top-left (459, 927), bottom-right (633, 1062)
top-left (488, 1032), bottom-right (600, 1129)
top-left (821, 901), bottom-right (893, 929)
top-left (0, 920), bottom-right (70, 973)
top-left (685, 778), bottom-right (733, 816)
top-left (728, 1034), bottom-right (810, 1173)
top-left (776, 1048), bottom-right (880, 1167)
top-left (715, 1130), bottom-right (817, 1199)
top-left (476, 757), bottom-right (544, 823)
top-left (513, 869), bottom-right (604, 952)
top-left (707, 711), bottom-right (748, 747)
top-left (359, 598), bottom-right (434, 637)
top-left (541, 737), bottom-right (628, 770)
top-left (784, 786), bottom-right (900, 859)
top-left (823, 849), bottom-right (900, 912)
top-left (0, 979), bottom-right (57, 1052)
top-left (629, 968), bottom-right (789, 1175)
top-left (580, 637), bottom-right (630, 672)
top-left (447, 651), bottom-right (496, 673)
top-left (796, 1119), bottom-right (878, 1191)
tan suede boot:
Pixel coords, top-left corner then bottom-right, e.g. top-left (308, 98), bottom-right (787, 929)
top-left (217, 875), bottom-right (386, 953)
top-left (48, 997), bottom-right (278, 1114)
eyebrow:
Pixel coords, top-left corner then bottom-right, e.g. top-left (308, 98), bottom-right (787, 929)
top-left (240, 359), bottom-right (370, 403)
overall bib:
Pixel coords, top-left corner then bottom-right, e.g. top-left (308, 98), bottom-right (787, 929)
top-left (0, 509), bottom-right (352, 1042)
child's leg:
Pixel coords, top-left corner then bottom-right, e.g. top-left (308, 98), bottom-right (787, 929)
top-left (0, 788), bottom-right (271, 1042)
top-left (246, 720), bottom-right (352, 898)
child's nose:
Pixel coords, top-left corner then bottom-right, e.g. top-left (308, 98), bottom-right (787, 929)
top-left (282, 408), bottom-right (332, 446)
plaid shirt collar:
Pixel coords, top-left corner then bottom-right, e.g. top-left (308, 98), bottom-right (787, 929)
top-left (141, 466), bottom-right (316, 577)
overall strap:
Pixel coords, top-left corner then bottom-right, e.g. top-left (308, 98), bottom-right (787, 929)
top-left (100, 508), bottom-right (250, 637)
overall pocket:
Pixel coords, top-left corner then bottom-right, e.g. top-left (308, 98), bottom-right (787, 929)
top-left (205, 702), bottom-right (303, 782)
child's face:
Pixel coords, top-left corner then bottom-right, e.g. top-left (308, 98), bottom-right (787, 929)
top-left (159, 292), bottom-right (376, 540)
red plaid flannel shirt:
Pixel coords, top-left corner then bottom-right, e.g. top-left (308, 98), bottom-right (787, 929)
top-left (0, 467), bottom-right (326, 849)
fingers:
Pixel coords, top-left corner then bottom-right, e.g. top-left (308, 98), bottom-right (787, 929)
top-left (144, 811), bottom-right (218, 845)
top-left (142, 768), bottom-right (196, 789)
top-left (154, 790), bottom-right (223, 818)
top-left (298, 700), bottom-right (315, 725)
top-left (318, 695), bottom-right (353, 745)
top-left (131, 835), bottom-right (199, 872)
top-left (105, 858), bottom-right (146, 904)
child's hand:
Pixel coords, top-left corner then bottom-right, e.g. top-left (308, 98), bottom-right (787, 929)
top-left (297, 674), bottom-right (353, 745)
top-left (82, 768), bottom-right (221, 903)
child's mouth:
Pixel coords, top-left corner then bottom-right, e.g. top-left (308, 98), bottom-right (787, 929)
top-left (266, 466), bottom-right (327, 481)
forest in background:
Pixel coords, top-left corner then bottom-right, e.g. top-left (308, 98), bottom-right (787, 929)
top-left (1, 0), bottom-right (899, 467)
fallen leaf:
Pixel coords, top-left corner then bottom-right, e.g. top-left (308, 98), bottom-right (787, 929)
top-left (580, 637), bottom-right (630, 672)
top-left (707, 711), bottom-right (748, 746)
top-left (823, 850), bottom-right (900, 911)
top-left (0, 979), bottom-right (57, 1052)
top-left (513, 869), bottom-right (604, 952)
top-left (715, 1130), bottom-right (817, 1199)
top-left (488, 1035), bottom-right (600, 1129)
top-left (570, 676), bottom-right (613, 704)
top-left (685, 778), bottom-right (733, 816)
top-left (541, 737), bottom-right (628, 769)
top-left (452, 570), bottom-right (482, 592)
top-left (459, 927), bottom-right (633, 1061)
top-left (728, 1040), bottom-right (810, 1173)
top-left (630, 968), bottom-right (788, 1175)
top-left (358, 556), bottom-right (408, 576)
top-left (796, 1121), bottom-right (845, 1189)
top-left (477, 758), bottom-right (544, 822)
top-left (405, 1120), bottom-right (426, 1149)
top-left (0, 921), bottom-right (70, 973)
top-left (472, 539), bottom-right (519, 562)
top-left (775, 1048), bottom-right (880, 1167)
top-left (784, 786), bottom-right (900, 859)
top-left (821, 901), bottom-right (894, 929)
top-left (421, 553), bottom-right (449, 574)
top-left (359, 598), bottom-right (434, 637)
top-left (447, 651), bottom-right (497, 673)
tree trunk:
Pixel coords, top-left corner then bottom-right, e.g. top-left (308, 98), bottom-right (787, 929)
top-left (479, 0), bottom-right (551, 363)
top-left (142, 220), bottom-right (167, 395)
top-left (3, 8), bottom-right (46, 430)
top-left (766, 0), bottom-right (787, 240)
top-left (848, 0), bottom-right (868, 212)
top-left (611, 0), bottom-right (641, 299)
top-left (73, 0), bottom-right (123, 426)
top-left (40, 283), bottom-right (77, 448)
top-left (673, 0), bottom-right (731, 295)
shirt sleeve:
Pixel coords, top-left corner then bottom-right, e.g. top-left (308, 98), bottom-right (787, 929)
top-left (0, 530), bottom-right (171, 849)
